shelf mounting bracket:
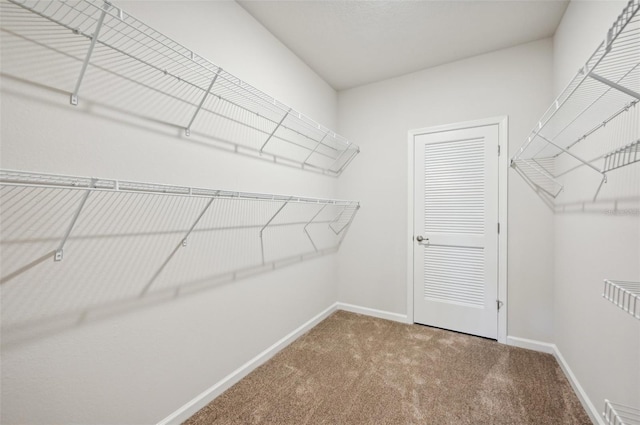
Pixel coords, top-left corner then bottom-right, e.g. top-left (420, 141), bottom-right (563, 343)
top-left (303, 204), bottom-right (327, 252)
top-left (260, 108), bottom-right (291, 153)
top-left (259, 199), bottom-right (290, 264)
top-left (535, 132), bottom-right (607, 181)
top-left (588, 72), bottom-right (640, 100)
top-left (70, 2), bottom-right (110, 106)
top-left (141, 195), bottom-right (216, 295)
top-left (181, 196), bottom-right (216, 247)
top-left (302, 132), bottom-right (328, 166)
top-left (55, 179), bottom-right (97, 261)
top-left (337, 205), bottom-right (360, 247)
top-left (185, 68), bottom-right (222, 136)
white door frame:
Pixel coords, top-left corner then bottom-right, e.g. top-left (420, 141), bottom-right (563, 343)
top-left (407, 116), bottom-right (509, 344)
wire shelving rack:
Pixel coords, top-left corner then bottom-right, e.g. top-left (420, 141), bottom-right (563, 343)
top-left (511, 0), bottom-right (640, 196)
top-left (603, 279), bottom-right (640, 319)
top-left (601, 281), bottom-right (640, 425)
top-left (0, 169), bottom-right (360, 264)
top-left (604, 400), bottom-right (640, 425)
top-left (0, 0), bottom-right (360, 175)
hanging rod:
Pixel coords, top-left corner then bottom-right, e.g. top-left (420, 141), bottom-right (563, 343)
top-left (1, 0), bottom-right (360, 175)
top-left (0, 170), bottom-right (359, 206)
top-left (0, 169), bottom-right (361, 264)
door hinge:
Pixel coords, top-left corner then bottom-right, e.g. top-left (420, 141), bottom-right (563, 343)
top-left (497, 300), bottom-right (504, 310)
top-left (498, 145), bottom-right (501, 156)
top-left (497, 222), bottom-right (500, 234)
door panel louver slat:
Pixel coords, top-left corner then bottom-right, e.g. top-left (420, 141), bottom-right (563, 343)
top-left (424, 137), bottom-right (485, 236)
top-left (423, 245), bottom-right (485, 307)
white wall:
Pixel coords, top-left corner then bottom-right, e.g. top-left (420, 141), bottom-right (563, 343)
top-left (336, 39), bottom-right (556, 342)
top-left (552, 0), bottom-right (640, 414)
top-left (0, 1), bottom-right (340, 423)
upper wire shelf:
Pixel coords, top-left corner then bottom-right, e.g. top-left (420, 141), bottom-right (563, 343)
top-left (604, 400), bottom-right (640, 425)
top-left (511, 0), bottom-right (640, 196)
top-left (0, 0), bottom-right (360, 175)
top-left (603, 279), bottom-right (640, 319)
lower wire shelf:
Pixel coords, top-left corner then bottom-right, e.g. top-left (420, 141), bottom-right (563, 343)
top-left (0, 168), bottom-right (359, 280)
top-left (0, 169), bottom-right (361, 339)
top-left (603, 279), bottom-right (640, 319)
top-left (604, 400), bottom-right (640, 425)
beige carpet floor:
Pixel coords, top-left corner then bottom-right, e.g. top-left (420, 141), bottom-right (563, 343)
top-left (185, 311), bottom-right (591, 424)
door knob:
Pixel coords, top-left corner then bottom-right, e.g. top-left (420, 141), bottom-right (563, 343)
top-left (416, 235), bottom-right (429, 243)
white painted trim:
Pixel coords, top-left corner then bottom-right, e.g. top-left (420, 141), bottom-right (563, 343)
top-left (336, 302), bottom-right (409, 323)
top-left (407, 116), bottom-right (509, 343)
top-left (497, 117), bottom-right (509, 344)
top-left (553, 345), bottom-right (604, 425)
top-left (160, 304), bottom-right (601, 425)
top-left (506, 337), bottom-right (602, 425)
top-left (506, 336), bottom-right (555, 354)
top-left (156, 303), bottom-right (338, 425)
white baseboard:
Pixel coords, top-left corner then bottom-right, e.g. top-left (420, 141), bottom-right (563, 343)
top-left (336, 302), bottom-right (409, 323)
top-left (552, 345), bottom-right (603, 425)
top-left (507, 336), bottom-right (602, 425)
top-left (506, 336), bottom-right (555, 354)
top-left (156, 303), bottom-right (338, 425)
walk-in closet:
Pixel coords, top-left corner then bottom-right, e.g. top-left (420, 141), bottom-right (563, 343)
top-left (1, 0), bottom-right (638, 424)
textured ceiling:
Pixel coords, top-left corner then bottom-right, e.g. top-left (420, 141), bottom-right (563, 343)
top-left (238, 1), bottom-right (569, 90)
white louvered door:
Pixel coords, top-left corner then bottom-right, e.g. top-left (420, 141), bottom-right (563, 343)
top-left (413, 124), bottom-right (499, 339)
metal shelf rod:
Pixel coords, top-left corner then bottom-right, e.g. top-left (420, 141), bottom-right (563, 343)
top-left (259, 199), bottom-right (291, 265)
top-left (589, 71), bottom-right (640, 100)
top-left (533, 133), bottom-right (607, 179)
top-left (303, 204), bottom-right (327, 252)
top-left (0, 170), bottom-right (358, 206)
top-left (70, 1), bottom-right (109, 105)
top-left (54, 178), bottom-right (96, 261)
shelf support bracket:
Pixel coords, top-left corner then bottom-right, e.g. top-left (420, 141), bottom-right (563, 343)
top-left (302, 133), bottom-right (328, 166)
top-left (185, 68), bottom-right (222, 136)
top-left (328, 146), bottom-right (349, 171)
top-left (535, 133), bottom-right (607, 181)
top-left (141, 195), bottom-right (216, 295)
top-left (260, 108), bottom-right (291, 153)
top-left (303, 204), bottom-right (327, 252)
top-left (337, 205), bottom-right (359, 247)
top-left (588, 72), bottom-right (640, 100)
top-left (70, 2), bottom-right (110, 106)
top-left (259, 199), bottom-right (290, 264)
top-left (181, 196), bottom-right (216, 247)
top-left (55, 179), bottom-right (97, 261)
top-left (329, 206), bottom-right (352, 235)
top-left (334, 148), bottom-right (360, 175)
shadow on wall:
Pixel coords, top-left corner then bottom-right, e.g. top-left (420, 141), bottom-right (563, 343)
top-left (0, 184), bottom-right (358, 348)
top-left (0, 1), bottom-right (358, 176)
top-left (0, 3), bottom-right (360, 347)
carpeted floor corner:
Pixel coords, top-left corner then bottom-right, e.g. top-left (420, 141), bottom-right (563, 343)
top-left (184, 310), bottom-right (591, 424)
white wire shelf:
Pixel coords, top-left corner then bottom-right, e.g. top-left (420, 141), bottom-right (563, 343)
top-left (603, 279), bottom-right (640, 319)
top-left (0, 169), bottom-right (360, 264)
top-left (604, 400), bottom-right (640, 425)
top-left (0, 0), bottom-right (360, 175)
top-left (603, 139), bottom-right (640, 172)
top-left (511, 0), bottom-right (640, 196)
